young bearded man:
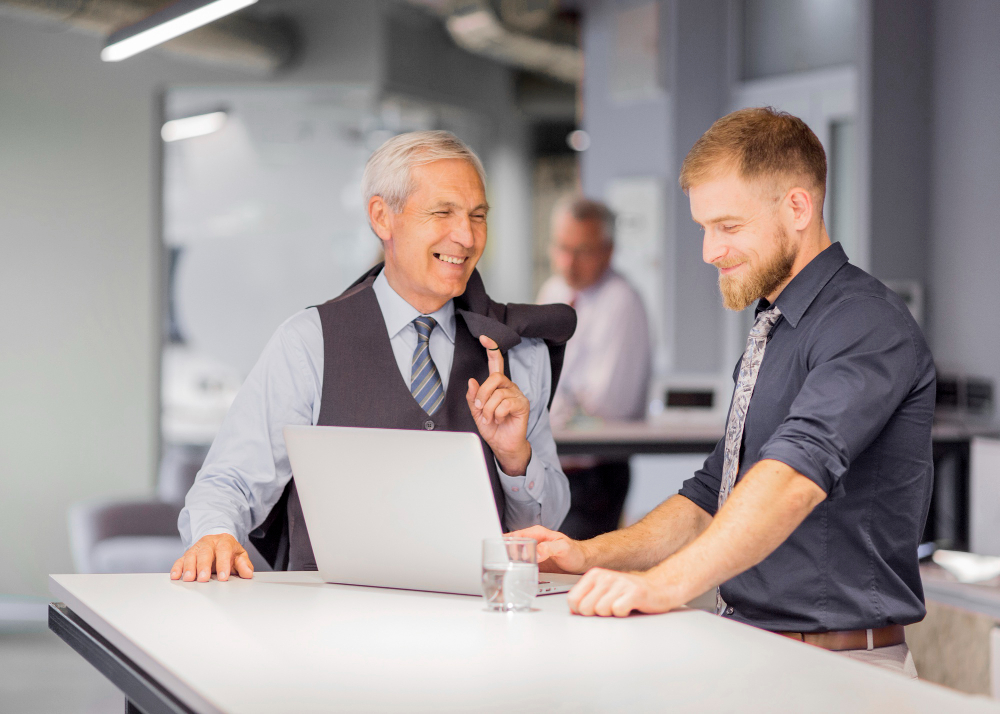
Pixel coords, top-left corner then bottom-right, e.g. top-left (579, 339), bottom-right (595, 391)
top-left (173, 131), bottom-right (575, 581)
top-left (514, 108), bottom-right (935, 677)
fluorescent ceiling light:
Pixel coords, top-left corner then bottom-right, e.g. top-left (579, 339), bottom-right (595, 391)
top-left (101, 0), bottom-right (258, 62)
top-left (161, 111), bottom-right (227, 142)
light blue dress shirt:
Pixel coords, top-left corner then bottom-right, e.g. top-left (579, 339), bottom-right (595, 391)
top-left (179, 271), bottom-right (571, 549)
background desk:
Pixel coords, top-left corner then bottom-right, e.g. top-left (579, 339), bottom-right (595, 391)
top-left (50, 572), bottom-right (999, 713)
top-left (554, 420), bottom-right (1000, 549)
top-left (553, 419), bottom-right (724, 459)
top-left (906, 565), bottom-right (1000, 696)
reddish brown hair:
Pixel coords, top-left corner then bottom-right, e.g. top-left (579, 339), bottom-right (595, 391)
top-left (679, 107), bottom-right (827, 206)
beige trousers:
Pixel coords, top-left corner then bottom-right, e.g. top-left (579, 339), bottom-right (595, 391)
top-left (836, 643), bottom-right (918, 679)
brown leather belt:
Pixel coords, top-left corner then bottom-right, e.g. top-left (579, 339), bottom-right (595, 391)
top-left (775, 624), bottom-right (905, 651)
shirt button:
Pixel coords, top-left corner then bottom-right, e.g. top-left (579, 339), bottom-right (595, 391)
top-left (528, 481), bottom-right (535, 489)
top-left (512, 487), bottom-right (519, 492)
top-left (424, 420), bottom-right (434, 430)
top-left (725, 606), bottom-right (734, 616)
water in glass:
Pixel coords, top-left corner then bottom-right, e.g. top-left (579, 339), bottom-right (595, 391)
top-left (482, 561), bottom-right (537, 611)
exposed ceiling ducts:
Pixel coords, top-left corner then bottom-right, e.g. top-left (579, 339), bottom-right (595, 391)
top-left (0, 0), bottom-right (295, 72)
top-left (409, 0), bottom-right (581, 85)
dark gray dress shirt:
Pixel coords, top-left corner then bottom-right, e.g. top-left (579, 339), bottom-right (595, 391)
top-left (678, 242), bottom-right (936, 632)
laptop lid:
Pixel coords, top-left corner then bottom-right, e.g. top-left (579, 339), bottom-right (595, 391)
top-left (283, 425), bottom-right (503, 595)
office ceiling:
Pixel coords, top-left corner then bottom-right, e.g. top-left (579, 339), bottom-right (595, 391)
top-left (0, 0), bottom-right (294, 71)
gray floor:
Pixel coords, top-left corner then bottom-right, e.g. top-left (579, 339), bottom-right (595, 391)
top-left (0, 625), bottom-right (123, 713)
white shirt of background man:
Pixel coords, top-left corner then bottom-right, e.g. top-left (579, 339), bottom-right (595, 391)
top-left (537, 267), bottom-right (652, 429)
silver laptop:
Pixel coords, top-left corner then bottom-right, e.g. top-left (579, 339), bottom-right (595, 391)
top-left (283, 425), bottom-right (580, 596)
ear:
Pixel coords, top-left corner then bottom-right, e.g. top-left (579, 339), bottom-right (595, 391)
top-left (368, 196), bottom-right (393, 243)
top-left (785, 187), bottom-right (814, 232)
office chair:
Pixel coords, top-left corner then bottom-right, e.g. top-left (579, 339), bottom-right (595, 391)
top-left (68, 444), bottom-right (272, 574)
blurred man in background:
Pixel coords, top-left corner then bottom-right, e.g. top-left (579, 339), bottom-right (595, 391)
top-left (537, 196), bottom-right (651, 540)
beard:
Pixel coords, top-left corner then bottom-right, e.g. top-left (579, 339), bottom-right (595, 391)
top-left (716, 229), bottom-right (796, 311)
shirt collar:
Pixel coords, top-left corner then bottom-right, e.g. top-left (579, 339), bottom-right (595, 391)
top-left (756, 242), bottom-right (849, 328)
top-left (372, 269), bottom-right (456, 343)
top-left (578, 267), bottom-right (615, 298)
top-left (565, 266), bottom-right (615, 306)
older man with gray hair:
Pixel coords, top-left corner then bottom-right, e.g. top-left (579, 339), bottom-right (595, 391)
top-left (538, 195), bottom-right (652, 540)
top-left (173, 131), bottom-right (575, 581)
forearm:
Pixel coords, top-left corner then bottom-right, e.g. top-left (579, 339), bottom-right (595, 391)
top-left (501, 340), bottom-right (571, 531)
top-left (179, 473), bottom-right (254, 547)
top-left (493, 441), bottom-right (531, 476)
top-left (645, 460), bottom-right (827, 604)
top-left (177, 309), bottom-right (321, 547)
top-left (501, 455), bottom-right (570, 531)
top-left (581, 494), bottom-right (712, 572)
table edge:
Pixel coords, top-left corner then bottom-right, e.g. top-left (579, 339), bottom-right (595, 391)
top-left (49, 575), bottom-right (221, 714)
top-left (49, 602), bottom-right (197, 714)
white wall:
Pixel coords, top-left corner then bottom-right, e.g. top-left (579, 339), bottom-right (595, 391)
top-left (0, 23), bottom-right (242, 598)
top-left (929, 0), bottom-right (1000, 412)
top-left (0, 1), bottom-right (387, 598)
top-left (868, 0), bottom-right (933, 288)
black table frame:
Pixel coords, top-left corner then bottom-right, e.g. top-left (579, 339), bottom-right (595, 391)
top-left (927, 438), bottom-right (972, 551)
top-left (555, 438), bottom-right (720, 460)
top-left (48, 603), bottom-right (196, 714)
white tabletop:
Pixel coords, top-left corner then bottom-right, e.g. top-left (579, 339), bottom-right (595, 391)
top-left (50, 572), bottom-right (999, 713)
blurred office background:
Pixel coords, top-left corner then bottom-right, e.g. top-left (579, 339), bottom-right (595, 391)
top-left (3, 0), bottom-right (1000, 706)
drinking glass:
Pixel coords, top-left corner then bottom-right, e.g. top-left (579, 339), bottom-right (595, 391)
top-left (481, 537), bottom-right (537, 612)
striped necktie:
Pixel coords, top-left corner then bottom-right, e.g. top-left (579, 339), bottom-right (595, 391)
top-left (410, 316), bottom-right (445, 416)
top-left (716, 305), bottom-right (782, 616)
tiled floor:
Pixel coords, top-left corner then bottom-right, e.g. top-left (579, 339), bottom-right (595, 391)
top-left (0, 626), bottom-right (122, 713)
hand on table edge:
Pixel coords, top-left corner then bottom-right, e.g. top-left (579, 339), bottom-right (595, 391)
top-left (466, 335), bottom-right (531, 476)
top-left (566, 567), bottom-right (685, 617)
top-left (170, 533), bottom-right (254, 582)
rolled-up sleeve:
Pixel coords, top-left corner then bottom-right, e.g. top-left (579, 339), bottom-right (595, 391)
top-left (678, 434), bottom-right (726, 517)
top-left (502, 337), bottom-right (571, 531)
top-left (757, 297), bottom-right (918, 498)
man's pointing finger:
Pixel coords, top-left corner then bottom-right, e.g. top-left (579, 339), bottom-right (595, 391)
top-left (479, 335), bottom-right (504, 375)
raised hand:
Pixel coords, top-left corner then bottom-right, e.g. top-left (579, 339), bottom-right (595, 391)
top-left (466, 335), bottom-right (531, 475)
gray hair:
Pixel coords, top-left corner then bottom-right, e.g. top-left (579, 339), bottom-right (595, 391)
top-left (362, 130), bottom-right (487, 214)
top-left (553, 194), bottom-right (616, 245)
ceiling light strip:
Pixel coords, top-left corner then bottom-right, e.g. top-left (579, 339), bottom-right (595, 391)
top-left (101, 0), bottom-right (258, 62)
top-left (161, 111), bottom-right (228, 142)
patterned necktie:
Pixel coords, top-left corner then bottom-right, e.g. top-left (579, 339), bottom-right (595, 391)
top-left (716, 305), bottom-right (782, 616)
top-left (410, 316), bottom-right (445, 416)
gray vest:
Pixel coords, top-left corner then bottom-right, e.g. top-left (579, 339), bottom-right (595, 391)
top-left (249, 265), bottom-right (576, 570)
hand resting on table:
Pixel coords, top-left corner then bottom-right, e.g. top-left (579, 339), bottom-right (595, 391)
top-left (170, 533), bottom-right (253, 582)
